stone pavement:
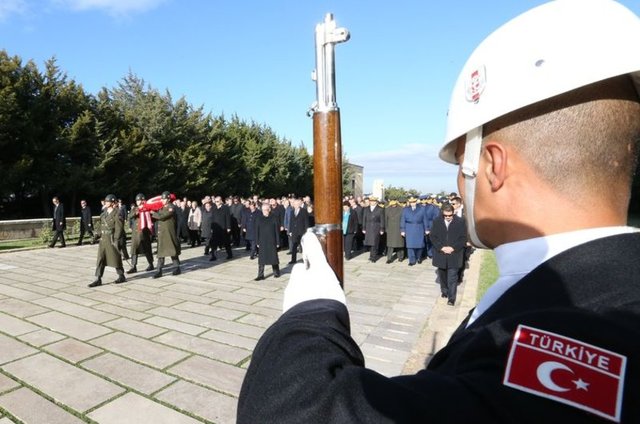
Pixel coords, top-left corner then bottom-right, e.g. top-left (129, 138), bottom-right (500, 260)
top-left (0, 242), bottom-right (480, 424)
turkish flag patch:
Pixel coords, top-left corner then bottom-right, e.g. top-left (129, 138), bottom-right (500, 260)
top-left (504, 325), bottom-right (626, 422)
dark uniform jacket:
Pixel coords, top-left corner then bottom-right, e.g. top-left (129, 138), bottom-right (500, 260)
top-left (384, 205), bottom-right (404, 248)
top-left (238, 233), bottom-right (640, 423)
top-left (152, 204), bottom-right (180, 258)
top-left (96, 207), bottom-right (123, 268)
top-left (430, 214), bottom-right (467, 269)
top-left (401, 206), bottom-right (428, 249)
top-left (128, 206), bottom-right (152, 255)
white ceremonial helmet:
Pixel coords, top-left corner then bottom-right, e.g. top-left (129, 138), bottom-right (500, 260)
top-left (440, 0), bottom-right (640, 248)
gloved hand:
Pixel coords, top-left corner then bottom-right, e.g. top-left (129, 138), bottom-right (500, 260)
top-left (283, 230), bottom-right (346, 313)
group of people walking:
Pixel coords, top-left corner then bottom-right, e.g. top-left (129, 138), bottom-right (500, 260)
top-left (49, 190), bottom-right (469, 304)
top-left (342, 193), bottom-right (472, 305)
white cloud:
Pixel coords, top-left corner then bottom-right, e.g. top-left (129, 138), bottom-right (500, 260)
top-left (54, 0), bottom-right (167, 16)
top-left (0, 0), bottom-right (27, 21)
top-left (349, 143), bottom-right (459, 194)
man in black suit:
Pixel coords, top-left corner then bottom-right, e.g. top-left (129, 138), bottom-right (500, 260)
top-left (287, 198), bottom-right (308, 264)
top-left (77, 199), bottom-right (94, 245)
top-left (429, 203), bottom-right (467, 306)
top-left (49, 196), bottom-right (66, 248)
top-left (362, 196), bottom-right (385, 262)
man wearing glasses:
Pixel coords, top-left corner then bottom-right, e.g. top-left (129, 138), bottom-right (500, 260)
top-left (429, 203), bottom-right (467, 306)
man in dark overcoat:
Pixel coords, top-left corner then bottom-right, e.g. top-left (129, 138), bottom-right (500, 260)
top-left (362, 196), bottom-right (385, 262)
top-left (430, 204), bottom-right (467, 305)
top-left (88, 194), bottom-right (126, 287)
top-left (241, 201), bottom-right (259, 259)
top-left (151, 191), bottom-right (181, 278)
top-left (77, 199), bottom-right (94, 245)
top-left (254, 202), bottom-right (280, 280)
top-left (126, 193), bottom-right (155, 274)
top-left (209, 196), bottom-right (233, 261)
top-left (49, 196), bottom-right (66, 248)
top-left (287, 198), bottom-right (309, 264)
top-left (401, 197), bottom-right (430, 266)
top-left (384, 199), bottom-right (404, 263)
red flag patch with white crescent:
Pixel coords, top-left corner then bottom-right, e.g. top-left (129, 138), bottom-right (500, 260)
top-left (503, 325), bottom-right (626, 422)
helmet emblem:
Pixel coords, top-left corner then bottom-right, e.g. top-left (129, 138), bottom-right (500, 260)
top-left (465, 66), bottom-right (486, 103)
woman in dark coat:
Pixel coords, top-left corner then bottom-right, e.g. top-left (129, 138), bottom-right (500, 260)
top-left (200, 199), bottom-right (214, 255)
top-left (254, 202), bottom-right (280, 280)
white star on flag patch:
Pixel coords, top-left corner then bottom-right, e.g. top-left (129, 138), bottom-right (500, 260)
top-left (503, 324), bottom-right (626, 422)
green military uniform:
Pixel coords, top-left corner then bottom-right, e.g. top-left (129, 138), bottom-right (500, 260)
top-left (88, 194), bottom-right (126, 287)
top-left (127, 193), bottom-right (154, 274)
top-left (151, 191), bottom-right (181, 278)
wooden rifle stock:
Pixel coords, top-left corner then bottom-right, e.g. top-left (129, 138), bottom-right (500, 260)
top-left (310, 14), bottom-right (349, 287)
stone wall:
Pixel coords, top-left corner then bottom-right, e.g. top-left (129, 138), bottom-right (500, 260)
top-left (0, 217), bottom-right (86, 240)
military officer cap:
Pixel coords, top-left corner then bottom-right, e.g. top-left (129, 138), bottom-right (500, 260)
top-left (104, 194), bottom-right (116, 202)
top-left (408, 196), bottom-right (418, 203)
top-left (161, 191), bottom-right (171, 200)
top-left (135, 193), bottom-right (146, 201)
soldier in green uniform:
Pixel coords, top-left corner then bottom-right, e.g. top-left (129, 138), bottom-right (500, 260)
top-left (126, 193), bottom-right (155, 274)
top-left (151, 191), bottom-right (182, 278)
top-left (88, 194), bottom-right (126, 287)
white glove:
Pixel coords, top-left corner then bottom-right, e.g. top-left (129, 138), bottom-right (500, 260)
top-left (282, 230), bottom-right (346, 313)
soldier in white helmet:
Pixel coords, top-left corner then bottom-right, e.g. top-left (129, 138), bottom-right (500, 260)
top-left (238, 1), bottom-right (640, 422)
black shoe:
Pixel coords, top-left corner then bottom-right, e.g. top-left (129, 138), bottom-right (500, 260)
top-left (417, 259), bottom-right (422, 264)
top-left (274, 271), bottom-right (281, 278)
top-left (385, 259), bottom-right (392, 264)
top-left (398, 258), bottom-right (404, 262)
top-left (76, 242), bottom-right (82, 246)
top-left (172, 267), bottom-right (181, 276)
top-left (59, 245), bottom-right (66, 248)
top-left (209, 255), bottom-right (216, 261)
top-left (145, 264), bottom-right (154, 271)
top-left (441, 293), bottom-right (447, 298)
top-left (254, 275), bottom-right (265, 281)
top-left (126, 267), bottom-right (137, 274)
top-left (88, 279), bottom-right (102, 288)
top-left (250, 255), bottom-right (255, 260)
top-left (288, 260), bottom-right (296, 265)
top-left (204, 249), bottom-right (210, 255)
top-left (447, 300), bottom-right (455, 306)
top-left (152, 269), bottom-right (162, 279)
top-left (114, 275), bottom-right (126, 284)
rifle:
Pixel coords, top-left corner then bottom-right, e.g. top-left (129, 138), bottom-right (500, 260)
top-left (309, 14), bottom-right (350, 287)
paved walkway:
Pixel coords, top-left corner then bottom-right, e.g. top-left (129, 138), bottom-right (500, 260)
top-left (0, 242), bottom-right (480, 424)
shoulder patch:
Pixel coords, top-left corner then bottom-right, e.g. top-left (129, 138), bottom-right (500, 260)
top-left (504, 324), bottom-right (626, 422)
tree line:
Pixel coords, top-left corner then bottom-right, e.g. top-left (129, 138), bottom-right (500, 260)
top-left (0, 50), bottom-right (316, 219)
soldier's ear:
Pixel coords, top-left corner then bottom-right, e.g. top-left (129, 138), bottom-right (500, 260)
top-left (482, 141), bottom-right (507, 192)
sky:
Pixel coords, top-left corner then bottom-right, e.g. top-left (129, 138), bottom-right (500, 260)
top-left (3, 0), bottom-right (640, 195)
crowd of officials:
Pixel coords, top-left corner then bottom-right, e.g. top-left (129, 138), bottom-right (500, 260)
top-left (48, 191), bottom-right (471, 303)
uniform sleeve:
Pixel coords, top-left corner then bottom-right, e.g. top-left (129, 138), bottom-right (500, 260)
top-left (238, 299), bottom-right (493, 423)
